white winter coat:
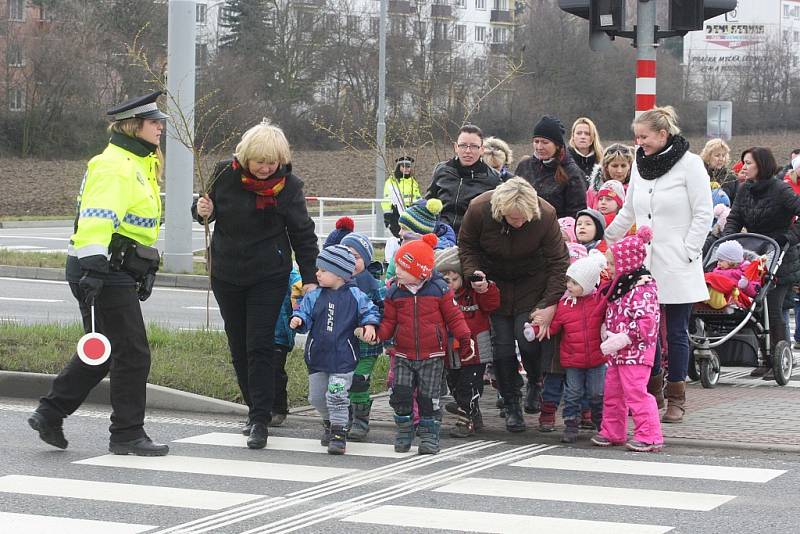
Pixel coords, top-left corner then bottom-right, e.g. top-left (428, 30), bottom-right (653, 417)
top-left (605, 149), bottom-right (713, 304)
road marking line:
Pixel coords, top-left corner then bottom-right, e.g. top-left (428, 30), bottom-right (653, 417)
top-left (342, 505), bottom-right (673, 534)
top-left (242, 443), bottom-right (557, 534)
top-left (434, 477), bottom-right (734, 511)
top-left (343, 505), bottom-right (672, 534)
top-left (0, 475), bottom-right (263, 509)
top-left (0, 296), bottom-right (63, 303)
top-left (183, 306), bottom-right (220, 311)
top-left (0, 511), bottom-right (155, 534)
top-left (73, 454), bottom-right (356, 483)
top-left (151, 440), bottom-right (500, 534)
top-left (175, 432), bottom-right (417, 458)
top-left (512, 455), bottom-right (785, 482)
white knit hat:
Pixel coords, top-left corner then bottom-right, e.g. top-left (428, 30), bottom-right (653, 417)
top-left (566, 250), bottom-right (607, 295)
top-left (717, 240), bottom-right (743, 263)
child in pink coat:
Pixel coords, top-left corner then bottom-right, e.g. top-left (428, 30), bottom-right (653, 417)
top-left (592, 226), bottom-right (663, 453)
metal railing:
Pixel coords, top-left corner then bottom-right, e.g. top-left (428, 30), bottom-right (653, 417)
top-left (305, 196), bottom-right (388, 244)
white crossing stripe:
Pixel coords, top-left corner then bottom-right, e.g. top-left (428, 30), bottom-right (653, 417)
top-left (174, 432), bottom-right (417, 458)
top-left (513, 455), bottom-right (785, 483)
top-left (434, 477), bottom-right (734, 511)
top-left (0, 475), bottom-right (263, 510)
top-left (343, 504), bottom-right (672, 534)
top-left (0, 296), bottom-right (63, 303)
top-left (0, 511), bottom-right (154, 534)
top-left (74, 454), bottom-right (357, 482)
top-left (183, 306), bottom-right (220, 310)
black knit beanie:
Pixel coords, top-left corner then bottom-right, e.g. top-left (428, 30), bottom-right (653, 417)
top-left (532, 116), bottom-right (565, 146)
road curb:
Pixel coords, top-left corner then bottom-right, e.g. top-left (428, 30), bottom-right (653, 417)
top-left (0, 219), bottom-right (73, 228)
top-left (0, 265), bottom-right (210, 289)
top-left (0, 371), bottom-right (248, 416)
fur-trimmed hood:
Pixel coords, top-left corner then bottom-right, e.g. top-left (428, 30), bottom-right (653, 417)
top-left (484, 137), bottom-right (514, 167)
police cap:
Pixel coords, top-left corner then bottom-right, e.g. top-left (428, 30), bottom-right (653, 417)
top-left (107, 90), bottom-right (169, 122)
top-left (395, 155), bottom-right (414, 165)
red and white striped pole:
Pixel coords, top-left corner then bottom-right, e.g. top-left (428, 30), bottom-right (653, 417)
top-left (634, 0), bottom-right (657, 117)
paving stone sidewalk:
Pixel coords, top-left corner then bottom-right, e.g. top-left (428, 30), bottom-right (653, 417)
top-left (292, 369), bottom-right (800, 449)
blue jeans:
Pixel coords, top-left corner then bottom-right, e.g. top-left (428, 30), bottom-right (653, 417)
top-left (663, 303), bottom-right (693, 382)
top-left (542, 372), bottom-right (590, 411)
top-left (563, 366), bottom-right (605, 421)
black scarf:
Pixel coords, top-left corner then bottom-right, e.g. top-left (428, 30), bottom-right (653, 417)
top-left (110, 131), bottom-right (157, 157)
top-left (636, 135), bottom-right (690, 181)
top-left (607, 266), bottom-right (651, 302)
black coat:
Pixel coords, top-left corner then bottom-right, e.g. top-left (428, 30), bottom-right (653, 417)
top-left (722, 177), bottom-right (800, 280)
top-left (191, 160), bottom-right (319, 286)
top-left (567, 146), bottom-right (595, 181)
top-left (514, 154), bottom-right (587, 219)
top-left (426, 157), bottom-right (501, 236)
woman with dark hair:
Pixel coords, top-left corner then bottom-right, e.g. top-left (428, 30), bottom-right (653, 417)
top-left (717, 146), bottom-right (800, 379)
top-left (515, 116), bottom-right (587, 219)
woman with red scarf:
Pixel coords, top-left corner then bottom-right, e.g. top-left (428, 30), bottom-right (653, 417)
top-left (192, 119), bottom-right (318, 449)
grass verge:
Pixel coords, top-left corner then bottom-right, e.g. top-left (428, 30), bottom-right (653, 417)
top-left (0, 322), bottom-right (389, 407)
top-left (0, 249), bottom-right (209, 275)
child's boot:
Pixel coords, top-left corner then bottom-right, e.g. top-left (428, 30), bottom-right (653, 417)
top-left (320, 420), bottom-right (331, 446)
top-left (449, 408), bottom-right (474, 438)
top-left (472, 406), bottom-right (484, 431)
top-left (417, 417), bottom-right (441, 455)
top-left (327, 424), bottom-right (347, 455)
top-left (561, 418), bottom-right (579, 443)
top-left (538, 401), bottom-right (557, 432)
top-left (580, 409), bottom-right (595, 430)
top-left (348, 401), bottom-right (372, 442)
top-left (393, 414), bottom-right (414, 453)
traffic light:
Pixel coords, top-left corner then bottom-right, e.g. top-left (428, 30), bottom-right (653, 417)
top-left (558, 0), bottom-right (589, 20)
top-left (591, 0), bottom-right (624, 32)
top-left (670, 0), bottom-right (738, 32)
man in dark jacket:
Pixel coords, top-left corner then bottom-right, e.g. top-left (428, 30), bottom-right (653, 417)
top-left (426, 124), bottom-right (501, 236)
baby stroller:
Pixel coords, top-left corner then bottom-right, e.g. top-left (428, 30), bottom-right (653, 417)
top-left (688, 233), bottom-right (793, 388)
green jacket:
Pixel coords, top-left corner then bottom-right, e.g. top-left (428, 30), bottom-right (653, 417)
top-left (382, 175), bottom-right (421, 211)
top-left (69, 134), bottom-right (162, 259)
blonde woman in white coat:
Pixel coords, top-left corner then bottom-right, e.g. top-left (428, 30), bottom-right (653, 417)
top-left (605, 106), bottom-right (713, 424)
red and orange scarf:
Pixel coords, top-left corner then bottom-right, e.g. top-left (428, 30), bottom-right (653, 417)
top-left (234, 158), bottom-right (286, 209)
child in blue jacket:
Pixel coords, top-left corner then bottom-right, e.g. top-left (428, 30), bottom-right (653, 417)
top-left (290, 245), bottom-right (381, 455)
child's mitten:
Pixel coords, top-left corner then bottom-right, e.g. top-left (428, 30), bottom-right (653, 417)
top-left (523, 322), bottom-right (537, 342)
top-left (600, 331), bottom-right (632, 355)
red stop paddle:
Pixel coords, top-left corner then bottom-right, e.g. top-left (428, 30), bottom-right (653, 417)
top-left (77, 304), bottom-right (111, 366)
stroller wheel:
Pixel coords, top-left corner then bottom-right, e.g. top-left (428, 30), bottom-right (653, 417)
top-left (687, 354), bottom-right (701, 382)
top-left (699, 350), bottom-right (720, 388)
top-left (773, 341), bottom-right (793, 386)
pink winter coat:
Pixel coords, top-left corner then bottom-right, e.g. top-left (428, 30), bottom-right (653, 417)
top-left (549, 290), bottom-right (608, 369)
top-left (604, 278), bottom-right (660, 366)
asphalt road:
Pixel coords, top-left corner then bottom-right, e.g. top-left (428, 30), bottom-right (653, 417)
top-left (0, 213), bottom-right (385, 255)
top-left (1, 397), bottom-right (797, 534)
top-left (0, 276), bottom-right (224, 331)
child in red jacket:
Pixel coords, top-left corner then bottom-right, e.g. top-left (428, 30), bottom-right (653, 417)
top-left (525, 251), bottom-right (608, 444)
top-left (434, 246), bottom-right (500, 438)
top-left (376, 234), bottom-right (473, 455)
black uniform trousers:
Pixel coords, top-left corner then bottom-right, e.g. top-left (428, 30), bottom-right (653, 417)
top-left (212, 275), bottom-right (286, 425)
top-left (37, 283), bottom-right (151, 442)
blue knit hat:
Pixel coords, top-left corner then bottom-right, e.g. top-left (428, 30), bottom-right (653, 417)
top-left (316, 245), bottom-right (356, 281)
top-left (399, 198), bottom-right (443, 235)
top-left (323, 216), bottom-right (355, 248)
top-left (341, 232), bottom-right (374, 264)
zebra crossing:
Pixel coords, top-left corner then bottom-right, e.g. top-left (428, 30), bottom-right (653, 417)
top-left (0, 429), bottom-right (788, 533)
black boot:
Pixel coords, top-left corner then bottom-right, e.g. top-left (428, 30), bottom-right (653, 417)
top-left (348, 401), bottom-right (372, 442)
top-left (247, 423), bottom-right (268, 449)
top-left (504, 399), bottom-right (527, 433)
top-left (109, 436), bottom-right (169, 456)
top-left (28, 412), bottom-right (67, 450)
top-left (320, 420), bottom-right (331, 446)
top-left (328, 424), bottom-right (347, 455)
top-left (524, 379), bottom-right (543, 414)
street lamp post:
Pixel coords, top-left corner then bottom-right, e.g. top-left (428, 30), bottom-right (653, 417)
top-left (375, 0), bottom-right (387, 239)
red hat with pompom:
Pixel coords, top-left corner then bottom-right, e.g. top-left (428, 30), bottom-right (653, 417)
top-left (395, 233), bottom-right (439, 280)
top-left (324, 216), bottom-right (355, 247)
top-left (610, 225), bottom-right (653, 275)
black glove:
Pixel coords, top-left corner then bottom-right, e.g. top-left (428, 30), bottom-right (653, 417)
top-left (79, 273), bottom-right (104, 305)
top-left (388, 205), bottom-right (401, 238)
top-left (138, 272), bottom-right (156, 302)
top-left (77, 254), bottom-right (109, 305)
top-left (383, 211), bottom-right (393, 229)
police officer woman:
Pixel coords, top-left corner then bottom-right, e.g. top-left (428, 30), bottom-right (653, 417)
top-left (193, 119), bottom-right (318, 449)
top-left (28, 91), bottom-right (169, 455)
